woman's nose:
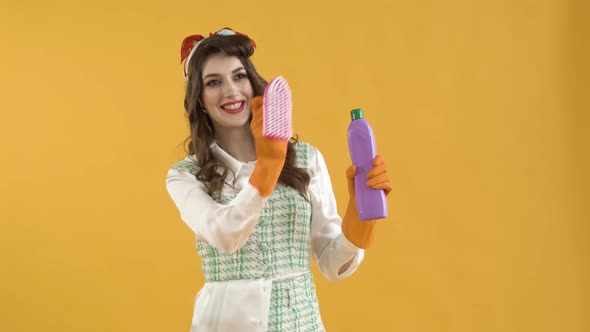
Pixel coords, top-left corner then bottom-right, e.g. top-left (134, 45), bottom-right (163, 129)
top-left (222, 80), bottom-right (239, 97)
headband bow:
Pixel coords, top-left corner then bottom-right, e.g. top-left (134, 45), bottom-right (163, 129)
top-left (180, 27), bottom-right (256, 80)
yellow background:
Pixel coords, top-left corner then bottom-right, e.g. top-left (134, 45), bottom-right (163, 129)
top-left (1, 0), bottom-right (588, 331)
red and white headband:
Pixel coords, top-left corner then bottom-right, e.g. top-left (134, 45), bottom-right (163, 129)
top-left (180, 27), bottom-right (256, 80)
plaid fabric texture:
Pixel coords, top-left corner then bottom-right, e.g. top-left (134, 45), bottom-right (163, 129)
top-left (268, 273), bottom-right (324, 331)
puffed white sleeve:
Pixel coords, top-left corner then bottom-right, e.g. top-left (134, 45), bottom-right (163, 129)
top-left (309, 146), bottom-right (364, 282)
top-left (165, 166), bottom-right (267, 254)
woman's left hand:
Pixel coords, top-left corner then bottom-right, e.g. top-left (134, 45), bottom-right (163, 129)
top-left (366, 155), bottom-right (392, 196)
top-left (346, 155), bottom-right (392, 198)
top-left (342, 154), bottom-right (392, 249)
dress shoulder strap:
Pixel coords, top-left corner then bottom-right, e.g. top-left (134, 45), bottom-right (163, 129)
top-left (172, 157), bottom-right (199, 175)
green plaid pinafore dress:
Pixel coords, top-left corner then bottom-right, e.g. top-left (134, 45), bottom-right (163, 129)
top-left (174, 142), bottom-right (325, 332)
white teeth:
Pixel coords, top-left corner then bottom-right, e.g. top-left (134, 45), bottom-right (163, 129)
top-left (221, 102), bottom-right (243, 110)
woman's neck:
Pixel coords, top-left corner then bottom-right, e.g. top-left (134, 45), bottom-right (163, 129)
top-left (214, 126), bottom-right (256, 162)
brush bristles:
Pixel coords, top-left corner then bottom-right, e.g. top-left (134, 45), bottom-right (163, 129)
top-left (263, 76), bottom-right (293, 140)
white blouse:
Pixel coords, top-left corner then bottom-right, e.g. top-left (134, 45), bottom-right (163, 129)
top-left (165, 143), bottom-right (364, 331)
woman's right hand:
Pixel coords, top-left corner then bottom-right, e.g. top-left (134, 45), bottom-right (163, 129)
top-left (248, 96), bottom-right (288, 197)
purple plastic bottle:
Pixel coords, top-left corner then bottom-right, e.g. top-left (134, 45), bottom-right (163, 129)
top-left (348, 108), bottom-right (388, 221)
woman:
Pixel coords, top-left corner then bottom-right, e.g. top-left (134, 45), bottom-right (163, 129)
top-left (165, 27), bottom-right (392, 332)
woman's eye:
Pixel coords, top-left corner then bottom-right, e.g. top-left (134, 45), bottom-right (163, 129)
top-left (235, 73), bottom-right (248, 80)
top-left (205, 80), bottom-right (220, 87)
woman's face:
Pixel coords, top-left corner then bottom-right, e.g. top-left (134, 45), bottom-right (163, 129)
top-left (200, 53), bottom-right (254, 132)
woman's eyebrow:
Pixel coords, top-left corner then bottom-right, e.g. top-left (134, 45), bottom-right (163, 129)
top-left (203, 67), bottom-right (246, 80)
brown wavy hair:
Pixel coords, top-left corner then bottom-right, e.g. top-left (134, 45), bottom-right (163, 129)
top-left (183, 34), bottom-right (310, 200)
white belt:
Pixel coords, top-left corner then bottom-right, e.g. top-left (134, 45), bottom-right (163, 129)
top-left (191, 271), bottom-right (310, 332)
top-left (269, 270), bottom-right (309, 282)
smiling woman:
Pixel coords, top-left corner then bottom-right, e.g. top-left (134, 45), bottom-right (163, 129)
top-left (200, 54), bottom-right (253, 132)
top-left (165, 27), bottom-right (392, 332)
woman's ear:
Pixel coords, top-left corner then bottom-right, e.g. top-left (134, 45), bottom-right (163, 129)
top-left (198, 99), bottom-right (208, 114)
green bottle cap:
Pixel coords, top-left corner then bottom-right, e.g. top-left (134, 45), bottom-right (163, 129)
top-left (351, 108), bottom-right (364, 120)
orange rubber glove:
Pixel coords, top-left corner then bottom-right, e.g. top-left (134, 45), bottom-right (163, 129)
top-left (342, 155), bottom-right (392, 249)
top-left (248, 96), bottom-right (289, 197)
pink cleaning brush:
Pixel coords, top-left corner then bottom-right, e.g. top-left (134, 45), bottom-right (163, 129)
top-left (262, 76), bottom-right (293, 140)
